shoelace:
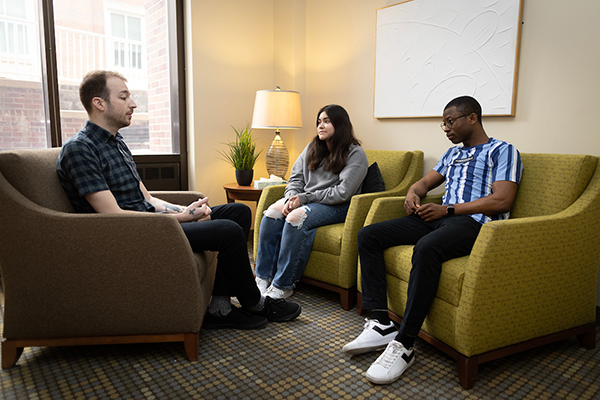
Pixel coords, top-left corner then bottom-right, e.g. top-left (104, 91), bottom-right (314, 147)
top-left (361, 317), bottom-right (390, 332)
top-left (376, 342), bottom-right (404, 369)
top-left (358, 318), bottom-right (377, 336)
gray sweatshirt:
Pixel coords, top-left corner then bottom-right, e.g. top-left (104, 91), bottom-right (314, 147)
top-left (285, 143), bottom-right (368, 205)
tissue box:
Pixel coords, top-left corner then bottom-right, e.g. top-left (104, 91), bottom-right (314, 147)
top-left (254, 175), bottom-right (287, 189)
top-left (254, 180), bottom-right (287, 189)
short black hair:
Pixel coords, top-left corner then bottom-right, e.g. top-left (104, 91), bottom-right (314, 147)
top-left (444, 96), bottom-right (482, 126)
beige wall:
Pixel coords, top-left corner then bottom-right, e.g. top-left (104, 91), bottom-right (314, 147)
top-left (185, 0), bottom-right (276, 207)
top-left (186, 0), bottom-right (600, 305)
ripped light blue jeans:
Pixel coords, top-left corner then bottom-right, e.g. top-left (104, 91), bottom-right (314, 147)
top-left (255, 198), bottom-right (351, 290)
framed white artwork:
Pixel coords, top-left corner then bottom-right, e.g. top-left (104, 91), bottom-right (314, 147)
top-left (374, 0), bottom-right (524, 118)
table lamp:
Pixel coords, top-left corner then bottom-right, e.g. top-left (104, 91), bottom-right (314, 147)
top-left (251, 87), bottom-right (302, 179)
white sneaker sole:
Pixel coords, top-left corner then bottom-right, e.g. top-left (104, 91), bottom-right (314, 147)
top-left (342, 323), bottom-right (397, 355)
top-left (342, 343), bottom-right (390, 355)
top-left (366, 356), bottom-right (414, 384)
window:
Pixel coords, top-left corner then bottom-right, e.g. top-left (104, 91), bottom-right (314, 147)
top-left (0, 0), bottom-right (30, 56)
top-left (0, 0), bottom-right (45, 149)
top-left (0, 0), bottom-right (188, 189)
top-left (110, 12), bottom-right (143, 70)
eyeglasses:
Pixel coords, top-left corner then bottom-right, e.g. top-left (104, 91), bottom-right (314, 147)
top-left (440, 114), bottom-right (472, 131)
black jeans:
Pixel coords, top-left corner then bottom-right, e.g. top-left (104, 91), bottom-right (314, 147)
top-left (180, 202), bottom-right (260, 308)
top-left (358, 214), bottom-right (482, 337)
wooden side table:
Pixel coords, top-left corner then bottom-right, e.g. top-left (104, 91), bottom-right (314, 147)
top-left (223, 182), bottom-right (263, 204)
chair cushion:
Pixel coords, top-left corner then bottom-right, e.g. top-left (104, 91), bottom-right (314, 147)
top-left (312, 223), bottom-right (344, 255)
top-left (384, 245), bottom-right (468, 307)
top-left (362, 162), bottom-right (385, 193)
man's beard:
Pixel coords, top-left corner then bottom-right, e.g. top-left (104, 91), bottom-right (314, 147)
top-left (105, 103), bottom-right (132, 129)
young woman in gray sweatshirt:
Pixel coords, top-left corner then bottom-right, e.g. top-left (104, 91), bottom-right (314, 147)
top-left (255, 104), bottom-right (368, 299)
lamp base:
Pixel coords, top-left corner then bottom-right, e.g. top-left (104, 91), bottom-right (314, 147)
top-left (266, 132), bottom-right (289, 179)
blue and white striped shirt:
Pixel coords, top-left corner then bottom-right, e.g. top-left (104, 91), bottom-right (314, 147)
top-left (433, 137), bottom-right (523, 225)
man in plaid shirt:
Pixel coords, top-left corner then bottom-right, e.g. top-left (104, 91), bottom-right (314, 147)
top-left (57, 70), bottom-right (301, 330)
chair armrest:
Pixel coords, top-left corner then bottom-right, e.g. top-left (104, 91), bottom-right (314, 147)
top-left (364, 196), bottom-right (406, 226)
top-left (456, 202), bottom-right (600, 355)
top-left (0, 193), bottom-right (205, 339)
top-left (338, 191), bottom-right (405, 259)
top-left (420, 193), bottom-right (444, 205)
top-left (253, 184), bottom-right (286, 259)
top-left (149, 191), bottom-right (205, 206)
top-left (363, 193), bottom-right (443, 226)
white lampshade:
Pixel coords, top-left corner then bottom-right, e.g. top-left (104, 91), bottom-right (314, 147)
top-left (250, 88), bottom-right (302, 179)
top-left (251, 89), bottom-right (303, 129)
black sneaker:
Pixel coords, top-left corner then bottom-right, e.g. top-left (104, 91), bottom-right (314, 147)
top-left (245, 296), bottom-right (301, 322)
top-left (203, 306), bottom-right (268, 330)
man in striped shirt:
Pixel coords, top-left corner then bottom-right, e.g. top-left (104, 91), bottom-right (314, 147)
top-left (343, 96), bottom-right (523, 385)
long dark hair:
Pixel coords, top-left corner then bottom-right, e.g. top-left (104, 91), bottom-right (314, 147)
top-left (306, 104), bottom-right (361, 174)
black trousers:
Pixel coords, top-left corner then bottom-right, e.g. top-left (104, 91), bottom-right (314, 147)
top-left (180, 202), bottom-right (260, 308)
top-left (358, 214), bottom-right (482, 337)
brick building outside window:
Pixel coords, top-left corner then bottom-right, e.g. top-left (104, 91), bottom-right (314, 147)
top-left (0, 0), bottom-right (175, 155)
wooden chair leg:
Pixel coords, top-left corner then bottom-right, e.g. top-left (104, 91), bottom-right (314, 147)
top-left (577, 324), bottom-right (596, 349)
top-left (183, 333), bottom-right (199, 361)
top-left (340, 287), bottom-right (357, 311)
top-left (340, 291), bottom-right (351, 311)
top-left (456, 354), bottom-right (479, 390)
top-left (2, 340), bottom-right (24, 369)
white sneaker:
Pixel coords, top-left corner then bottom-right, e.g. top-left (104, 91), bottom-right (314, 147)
top-left (366, 340), bottom-right (415, 384)
top-left (255, 277), bottom-right (271, 296)
top-left (342, 318), bottom-right (397, 355)
top-left (265, 285), bottom-right (293, 299)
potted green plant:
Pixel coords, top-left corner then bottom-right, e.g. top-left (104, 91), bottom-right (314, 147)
top-left (217, 123), bottom-right (262, 186)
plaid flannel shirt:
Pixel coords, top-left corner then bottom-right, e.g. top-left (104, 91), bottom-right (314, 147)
top-left (57, 121), bottom-right (154, 213)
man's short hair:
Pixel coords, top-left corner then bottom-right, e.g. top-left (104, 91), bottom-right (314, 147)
top-left (79, 70), bottom-right (127, 114)
top-left (444, 96), bottom-right (483, 126)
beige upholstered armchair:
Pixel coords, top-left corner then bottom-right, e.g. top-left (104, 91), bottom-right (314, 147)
top-left (0, 148), bottom-right (218, 368)
top-left (254, 150), bottom-right (424, 310)
top-left (358, 153), bottom-right (600, 389)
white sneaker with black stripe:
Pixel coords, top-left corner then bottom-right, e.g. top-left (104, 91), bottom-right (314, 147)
top-left (366, 340), bottom-right (415, 384)
top-left (342, 318), bottom-right (398, 355)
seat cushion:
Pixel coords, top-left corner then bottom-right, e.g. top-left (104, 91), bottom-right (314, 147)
top-left (384, 245), bottom-right (468, 306)
top-left (312, 223), bottom-right (344, 255)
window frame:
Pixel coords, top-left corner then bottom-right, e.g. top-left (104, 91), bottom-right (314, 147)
top-left (39, 0), bottom-right (188, 190)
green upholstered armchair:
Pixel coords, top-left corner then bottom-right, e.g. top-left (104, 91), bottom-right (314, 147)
top-left (0, 149), bottom-right (218, 368)
top-left (357, 153), bottom-right (600, 389)
top-left (253, 150), bottom-right (424, 310)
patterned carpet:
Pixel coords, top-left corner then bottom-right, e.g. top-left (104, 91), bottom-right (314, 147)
top-left (1, 236), bottom-right (600, 399)
top-left (1, 279), bottom-right (600, 400)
